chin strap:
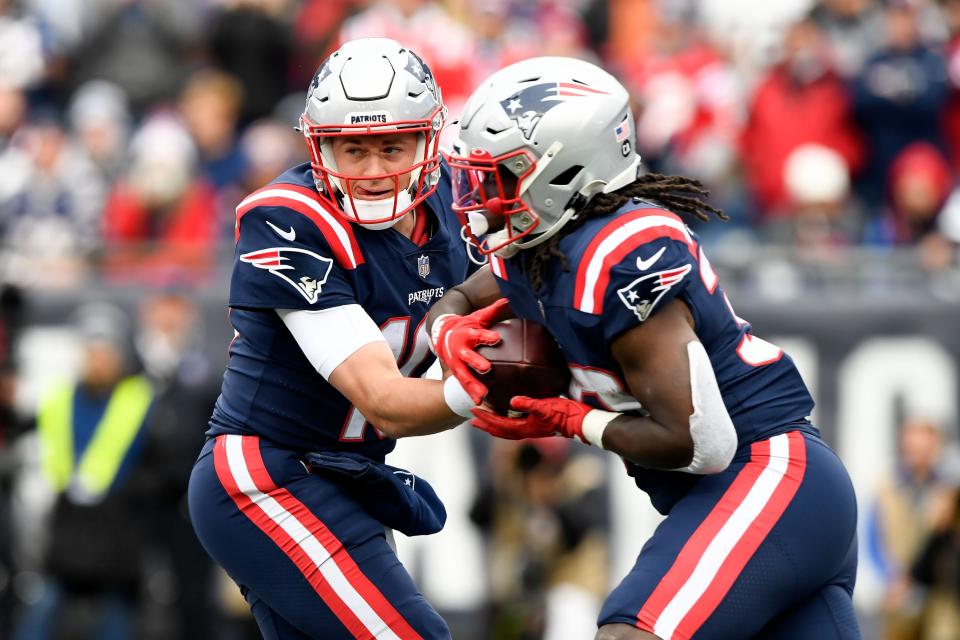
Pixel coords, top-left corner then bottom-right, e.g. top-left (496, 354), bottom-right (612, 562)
top-left (342, 191), bottom-right (413, 230)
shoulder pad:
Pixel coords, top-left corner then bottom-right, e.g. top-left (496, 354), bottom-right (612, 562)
top-left (573, 207), bottom-right (695, 314)
top-left (236, 183), bottom-right (364, 270)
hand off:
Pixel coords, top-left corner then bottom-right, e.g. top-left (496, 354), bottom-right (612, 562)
top-left (432, 298), bottom-right (510, 404)
top-left (470, 396), bottom-right (592, 443)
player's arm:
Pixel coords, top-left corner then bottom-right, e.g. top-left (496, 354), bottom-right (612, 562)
top-left (425, 267), bottom-right (515, 403)
top-left (600, 299), bottom-right (736, 471)
top-left (280, 305), bottom-right (474, 438)
top-left (472, 299), bottom-right (736, 473)
top-left (426, 266), bottom-right (507, 326)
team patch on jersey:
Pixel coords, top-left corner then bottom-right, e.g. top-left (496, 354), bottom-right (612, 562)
top-left (240, 247), bottom-right (334, 304)
top-left (616, 264), bottom-right (692, 322)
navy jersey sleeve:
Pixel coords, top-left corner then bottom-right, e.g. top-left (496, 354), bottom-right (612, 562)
top-left (229, 204), bottom-right (357, 311)
top-left (598, 237), bottom-right (696, 343)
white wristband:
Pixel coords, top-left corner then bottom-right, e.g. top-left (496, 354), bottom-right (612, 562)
top-left (581, 409), bottom-right (620, 449)
top-left (429, 314), bottom-right (455, 355)
top-left (443, 376), bottom-right (475, 418)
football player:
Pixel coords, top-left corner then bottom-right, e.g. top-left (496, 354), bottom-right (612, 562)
top-left (427, 57), bottom-right (860, 640)
top-left (188, 39), bottom-right (481, 639)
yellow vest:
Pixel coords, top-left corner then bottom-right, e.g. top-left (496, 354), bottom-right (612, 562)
top-left (37, 376), bottom-right (154, 497)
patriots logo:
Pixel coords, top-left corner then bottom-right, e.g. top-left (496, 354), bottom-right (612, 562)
top-left (500, 82), bottom-right (611, 139)
top-left (240, 247), bottom-right (334, 304)
top-left (617, 264), bottom-right (692, 322)
top-left (405, 50), bottom-right (436, 94)
top-left (312, 56), bottom-right (333, 89)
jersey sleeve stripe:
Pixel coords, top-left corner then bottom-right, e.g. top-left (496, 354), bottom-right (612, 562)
top-left (573, 210), bottom-right (696, 314)
top-left (236, 185), bottom-right (364, 269)
top-left (489, 254), bottom-right (508, 280)
top-left (214, 434), bottom-right (422, 640)
top-left (636, 432), bottom-right (807, 640)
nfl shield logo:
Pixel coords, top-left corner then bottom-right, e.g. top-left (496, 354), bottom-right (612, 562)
top-left (417, 254), bottom-right (430, 279)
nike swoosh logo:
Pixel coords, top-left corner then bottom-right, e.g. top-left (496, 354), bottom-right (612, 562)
top-left (266, 220), bottom-right (296, 242)
top-left (636, 246), bottom-right (666, 271)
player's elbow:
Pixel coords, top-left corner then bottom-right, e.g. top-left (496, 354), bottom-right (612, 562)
top-left (675, 341), bottom-right (738, 474)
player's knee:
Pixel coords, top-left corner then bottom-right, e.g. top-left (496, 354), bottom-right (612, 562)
top-left (595, 623), bottom-right (661, 640)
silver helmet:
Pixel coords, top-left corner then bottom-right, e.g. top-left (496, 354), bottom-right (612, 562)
top-left (300, 38), bottom-right (447, 229)
top-left (450, 57), bottom-right (640, 253)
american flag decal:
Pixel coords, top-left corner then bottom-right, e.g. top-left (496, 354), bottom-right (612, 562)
top-left (615, 117), bottom-right (631, 143)
top-left (616, 264), bottom-right (693, 322)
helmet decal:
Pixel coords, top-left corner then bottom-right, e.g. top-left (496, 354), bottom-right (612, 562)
top-left (500, 82), bottom-right (610, 139)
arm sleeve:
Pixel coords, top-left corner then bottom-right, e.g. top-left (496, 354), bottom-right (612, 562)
top-left (599, 238), bottom-right (696, 344)
top-left (278, 305), bottom-right (386, 380)
top-left (230, 204), bottom-right (357, 311)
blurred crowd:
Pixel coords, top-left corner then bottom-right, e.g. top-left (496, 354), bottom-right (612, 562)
top-left (1, 0), bottom-right (960, 638)
top-left (1, 0), bottom-right (960, 288)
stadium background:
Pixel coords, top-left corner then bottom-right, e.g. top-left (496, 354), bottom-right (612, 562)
top-left (2, 0), bottom-right (960, 638)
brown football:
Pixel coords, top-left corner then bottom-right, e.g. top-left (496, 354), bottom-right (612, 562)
top-left (476, 318), bottom-right (571, 416)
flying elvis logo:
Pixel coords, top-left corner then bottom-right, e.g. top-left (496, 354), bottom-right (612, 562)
top-left (241, 247), bottom-right (334, 304)
top-left (616, 264), bottom-right (692, 322)
top-left (500, 82), bottom-right (610, 139)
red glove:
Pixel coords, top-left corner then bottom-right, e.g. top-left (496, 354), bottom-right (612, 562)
top-left (470, 395), bottom-right (592, 443)
top-left (431, 298), bottom-right (511, 404)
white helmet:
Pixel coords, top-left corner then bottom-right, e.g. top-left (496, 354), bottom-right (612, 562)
top-left (300, 38), bottom-right (447, 229)
top-left (450, 57), bottom-right (640, 253)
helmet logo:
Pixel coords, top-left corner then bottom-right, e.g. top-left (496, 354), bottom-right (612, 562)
top-left (500, 82), bottom-right (610, 140)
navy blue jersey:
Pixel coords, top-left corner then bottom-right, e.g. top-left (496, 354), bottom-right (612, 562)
top-left (207, 162), bottom-right (476, 460)
top-left (491, 201), bottom-right (817, 511)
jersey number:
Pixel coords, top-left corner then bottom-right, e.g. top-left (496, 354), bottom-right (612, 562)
top-left (722, 292), bottom-right (783, 366)
top-left (340, 316), bottom-right (433, 441)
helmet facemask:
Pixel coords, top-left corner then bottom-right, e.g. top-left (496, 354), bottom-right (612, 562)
top-left (298, 38), bottom-right (447, 230)
top-left (301, 108), bottom-right (444, 230)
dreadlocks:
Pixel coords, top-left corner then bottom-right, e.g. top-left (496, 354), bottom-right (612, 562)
top-left (523, 172), bottom-right (729, 292)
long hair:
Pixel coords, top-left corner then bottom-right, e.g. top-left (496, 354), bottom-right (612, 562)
top-left (523, 173), bottom-right (728, 291)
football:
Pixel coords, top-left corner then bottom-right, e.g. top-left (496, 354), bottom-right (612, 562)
top-left (475, 318), bottom-right (571, 415)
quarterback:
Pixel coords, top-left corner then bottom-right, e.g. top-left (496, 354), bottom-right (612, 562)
top-left (188, 39), bottom-right (479, 639)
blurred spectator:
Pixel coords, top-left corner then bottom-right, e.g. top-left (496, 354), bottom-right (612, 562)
top-left (810, 0), bottom-right (889, 78)
top-left (940, 0), bottom-right (960, 169)
top-left (132, 291), bottom-right (221, 640)
top-left (207, 0), bottom-right (294, 125)
top-left (867, 416), bottom-right (958, 640)
top-left (67, 80), bottom-right (132, 184)
top-left (777, 143), bottom-right (864, 249)
top-left (0, 84), bottom-right (27, 146)
top-left (178, 68), bottom-right (247, 196)
top-left (470, 440), bottom-right (608, 640)
top-left (467, 0), bottom-right (541, 84)
top-left (0, 0), bottom-right (45, 90)
top-left (290, 0), bottom-right (354, 89)
top-left (622, 3), bottom-right (743, 187)
top-left (864, 142), bottom-right (958, 269)
top-left (852, 0), bottom-right (949, 210)
top-left (338, 0), bottom-right (478, 114)
top-left (238, 117), bottom-right (303, 194)
top-left (0, 111), bottom-right (106, 287)
top-left (741, 17), bottom-right (864, 218)
top-left (101, 115), bottom-right (219, 284)
top-left (909, 484), bottom-right (960, 640)
top-left (67, 0), bottom-right (202, 115)
top-left (13, 303), bottom-right (153, 640)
